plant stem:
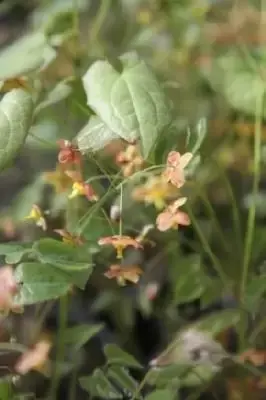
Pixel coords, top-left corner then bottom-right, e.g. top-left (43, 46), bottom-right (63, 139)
top-left (50, 295), bottom-right (68, 400)
top-left (186, 204), bottom-right (228, 285)
top-left (89, 0), bottom-right (111, 45)
top-left (240, 89), bottom-right (264, 300)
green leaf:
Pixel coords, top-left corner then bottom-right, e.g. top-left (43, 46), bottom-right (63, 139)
top-left (82, 53), bottom-right (172, 158)
top-left (107, 365), bottom-right (138, 395)
top-left (173, 255), bottom-right (209, 304)
top-left (0, 89), bottom-right (34, 171)
top-left (104, 344), bottom-right (142, 369)
top-left (0, 242), bottom-right (32, 263)
top-left (206, 51), bottom-right (265, 117)
top-left (193, 309), bottom-right (241, 336)
top-left (35, 78), bottom-right (74, 114)
top-left (79, 369), bottom-right (123, 399)
top-left (0, 33), bottom-right (56, 80)
top-left (145, 389), bottom-right (176, 400)
top-left (77, 115), bottom-right (119, 153)
top-left (186, 118), bottom-right (207, 155)
top-left (0, 380), bottom-right (13, 400)
top-left (63, 324), bottom-right (103, 350)
top-left (33, 238), bottom-right (91, 271)
top-left (15, 262), bottom-right (71, 304)
top-left (243, 275), bottom-right (266, 313)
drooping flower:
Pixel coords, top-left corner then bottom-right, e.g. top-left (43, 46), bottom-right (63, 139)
top-left (15, 340), bottom-right (51, 375)
top-left (66, 171), bottom-right (98, 201)
top-left (54, 229), bottom-right (84, 246)
top-left (43, 164), bottom-right (73, 193)
top-left (116, 144), bottom-right (144, 177)
top-left (104, 264), bottom-right (143, 286)
top-left (156, 197), bottom-right (190, 231)
top-left (24, 205), bottom-right (47, 231)
top-left (0, 266), bottom-right (18, 313)
top-left (57, 139), bottom-right (81, 166)
top-left (132, 175), bottom-right (177, 210)
top-left (98, 235), bottom-right (143, 259)
top-left (163, 151), bottom-right (193, 188)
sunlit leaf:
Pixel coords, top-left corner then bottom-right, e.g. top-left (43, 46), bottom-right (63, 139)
top-left (77, 115), bottom-right (119, 153)
top-left (35, 78), bottom-right (74, 114)
top-left (80, 368), bottom-right (123, 399)
top-left (104, 344), bottom-right (142, 368)
top-left (63, 324), bottom-right (103, 350)
top-left (82, 52), bottom-right (172, 158)
top-left (186, 118), bottom-right (207, 155)
top-left (0, 33), bottom-right (56, 80)
top-left (0, 89), bottom-right (34, 172)
top-left (15, 262), bottom-right (71, 304)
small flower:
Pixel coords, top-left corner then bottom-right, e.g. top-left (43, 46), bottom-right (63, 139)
top-left (66, 171), bottom-right (98, 201)
top-left (104, 264), bottom-right (143, 286)
top-left (0, 266), bottom-right (18, 312)
top-left (98, 235), bottom-right (143, 259)
top-left (116, 144), bottom-right (144, 177)
top-left (24, 205), bottom-right (47, 231)
top-left (54, 229), bottom-right (84, 246)
top-left (156, 197), bottom-right (190, 231)
top-left (0, 217), bottom-right (16, 239)
top-left (163, 151), bottom-right (193, 188)
top-left (144, 282), bottom-right (160, 301)
top-left (57, 139), bottom-right (81, 165)
top-left (15, 340), bottom-right (51, 375)
top-left (43, 164), bottom-right (73, 193)
top-left (132, 175), bottom-right (177, 210)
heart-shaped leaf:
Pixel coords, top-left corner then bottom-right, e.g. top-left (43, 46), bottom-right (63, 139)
top-left (15, 262), bottom-right (71, 304)
top-left (33, 238), bottom-right (91, 271)
top-left (81, 53), bottom-right (172, 158)
top-left (0, 89), bottom-right (34, 171)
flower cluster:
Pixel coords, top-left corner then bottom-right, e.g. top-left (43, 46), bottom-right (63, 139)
top-left (25, 139), bottom-right (98, 234)
top-left (156, 151), bottom-right (192, 231)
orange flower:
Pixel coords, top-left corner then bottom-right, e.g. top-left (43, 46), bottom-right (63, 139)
top-left (15, 340), bottom-right (51, 375)
top-left (43, 164), bottom-right (73, 193)
top-left (0, 266), bottom-right (18, 312)
top-left (116, 144), bottom-right (144, 177)
top-left (163, 151), bottom-right (193, 188)
top-left (156, 197), bottom-right (190, 231)
top-left (66, 171), bottom-right (98, 201)
top-left (24, 204), bottom-right (47, 231)
top-left (132, 175), bottom-right (177, 210)
top-left (98, 235), bottom-right (143, 259)
top-left (54, 229), bottom-right (84, 246)
top-left (57, 139), bottom-right (81, 165)
top-left (104, 264), bottom-right (143, 286)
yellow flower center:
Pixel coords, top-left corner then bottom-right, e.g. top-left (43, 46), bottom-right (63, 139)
top-left (69, 182), bottom-right (84, 199)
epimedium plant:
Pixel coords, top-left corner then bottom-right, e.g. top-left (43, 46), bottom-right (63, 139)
top-left (1, 0), bottom-right (266, 400)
